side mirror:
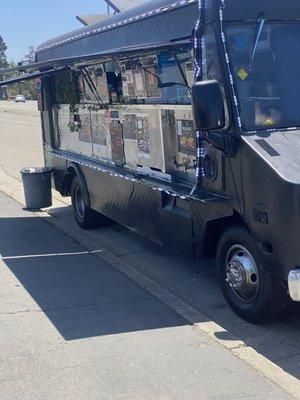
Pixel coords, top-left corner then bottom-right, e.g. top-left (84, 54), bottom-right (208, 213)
top-left (192, 80), bottom-right (225, 131)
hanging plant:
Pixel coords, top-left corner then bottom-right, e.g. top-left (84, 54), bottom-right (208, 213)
top-left (81, 104), bottom-right (109, 112)
top-left (68, 120), bottom-right (81, 133)
top-left (68, 108), bottom-right (81, 133)
top-left (69, 104), bottom-right (79, 114)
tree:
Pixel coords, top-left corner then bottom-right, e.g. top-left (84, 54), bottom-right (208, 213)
top-left (20, 47), bottom-right (37, 99)
top-left (6, 47), bottom-right (38, 100)
top-left (0, 44), bottom-right (37, 101)
top-left (0, 36), bottom-right (8, 99)
top-left (22, 46), bottom-right (35, 64)
top-left (0, 35), bottom-right (8, 68)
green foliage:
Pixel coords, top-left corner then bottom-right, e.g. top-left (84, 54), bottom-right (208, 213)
top-left (54, 70), bottom-right (79, 106)
top-left (68, 120), bottom-right (81, 133)
top-left (0, 36), bottom-right (8, 99)
top-left (5, 47), bottom-right (38, 100)
top-left (8, 79), bottom-right (37, 101)
top-left (22, 46), bottom-right (35, 64)
top-left (0, 35), bottom-right (8, 68)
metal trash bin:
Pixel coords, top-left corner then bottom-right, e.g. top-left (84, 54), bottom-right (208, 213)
top-left (20, 167), bottom-right (52, 209)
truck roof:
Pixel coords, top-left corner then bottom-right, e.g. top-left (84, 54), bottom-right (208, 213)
top-left (36, 0), bottom-right (198, 63)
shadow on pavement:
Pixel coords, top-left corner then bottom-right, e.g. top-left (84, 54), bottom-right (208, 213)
top-left (50, 206), bottom-right (300, 381)
top-left (1, 206), bottom-right (299, 381)
top-left (0, 215), bottom-right (186, 341)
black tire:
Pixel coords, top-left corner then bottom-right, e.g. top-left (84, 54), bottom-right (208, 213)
top-left (216, 225), bottom-right (290, 323)
top-left (71, 176), bottom-right (110, 230)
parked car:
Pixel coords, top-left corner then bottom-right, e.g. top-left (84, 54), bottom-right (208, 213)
top-left (15, 95), bottom-right (25, 103)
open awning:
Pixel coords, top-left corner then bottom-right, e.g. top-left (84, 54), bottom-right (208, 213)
top-left (0, 71), bottom-right (45, 87)
top-left (0, 67), bottom-right (68, 87)
top-left (0, 37), bottom-right (191, 87)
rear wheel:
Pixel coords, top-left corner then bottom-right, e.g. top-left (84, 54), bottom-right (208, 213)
top-left (216, 226), bottom-right (290, 323)
top-left (71, 176), bottom-right (110, 230)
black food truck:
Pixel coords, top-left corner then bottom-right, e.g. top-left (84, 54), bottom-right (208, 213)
top-left (1, 0), bottom-right (300, 322)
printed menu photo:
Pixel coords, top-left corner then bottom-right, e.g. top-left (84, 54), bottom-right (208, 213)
top-left (176, 119), bottom-right (195, 154)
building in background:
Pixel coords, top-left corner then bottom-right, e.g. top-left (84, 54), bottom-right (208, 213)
top-left (76, 0), bottom-right (147, 26)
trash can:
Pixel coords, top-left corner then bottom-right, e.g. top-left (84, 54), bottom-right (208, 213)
top-left (20, 167), bottom-right (52, 209)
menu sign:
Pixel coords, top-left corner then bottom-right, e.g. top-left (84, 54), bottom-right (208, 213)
top-left (110, 120), bottom-right (125, 166)
top-left (177, 119), bottom-right (195, 154)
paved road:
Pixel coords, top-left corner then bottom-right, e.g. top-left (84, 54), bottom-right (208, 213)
top-left (0, 100), bottom-right (299, 398)
top-left (0, 101), bottom-right (43, 181)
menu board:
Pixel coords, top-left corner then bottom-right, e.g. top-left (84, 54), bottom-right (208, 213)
top-left (123, 114), bottom-right (137, 140)
top-left (133, 62), bottom-right (147, 99)
top-left (91, 114), bottom-right (107, 146)
top-left (110, 120), bottom-right (125, 166)
top-left (93, 65), bottom-right (109, 102)
top-left (121, 61), bottom-right (135, 98)
top-left (77, 64), bottom-right (109, 103)
top-left (120, 57), bottom-right (160, 100)
top-left (78, 114), bottom-right (92, 143)
top-left (176, 119), bottom-right (195, 154)
top-left (143, 57), bottom-right (160, 98)
top-left (137, 116), bottom-right (150, 159)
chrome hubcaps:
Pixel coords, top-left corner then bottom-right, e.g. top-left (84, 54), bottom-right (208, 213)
top-left (225, 245), bottom-right (259, 302)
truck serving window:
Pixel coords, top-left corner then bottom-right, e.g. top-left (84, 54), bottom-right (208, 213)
top-left (77, 64), bottom-right (110, 105)
top-left (53, 70), bottom-right (78, 106)
top-left (120, 47), bottom-right (193, 105)
top-left (225, 22), bottom-right (300, 131)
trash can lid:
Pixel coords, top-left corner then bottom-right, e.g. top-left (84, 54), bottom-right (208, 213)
top-left (20, 167), bottom-right (52, 174)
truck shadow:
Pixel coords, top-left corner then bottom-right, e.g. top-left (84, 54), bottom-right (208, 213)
top-left (51, 207), bottom-right (300, 381)
top-left (1, 208), bottom-right (299, 381)
top-left (0, 214), bottom-right (186, 342)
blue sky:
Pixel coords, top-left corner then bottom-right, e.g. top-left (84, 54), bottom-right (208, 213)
top-left (1, 0), bottom-right (107, 62)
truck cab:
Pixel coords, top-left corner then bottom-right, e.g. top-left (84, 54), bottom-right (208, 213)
top-left (192, 0), bottom-right (300, 321)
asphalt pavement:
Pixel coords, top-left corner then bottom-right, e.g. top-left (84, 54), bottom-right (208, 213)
top-left (0, 100), bottom-right (299, 399)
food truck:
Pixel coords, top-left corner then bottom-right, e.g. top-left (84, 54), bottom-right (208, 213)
top-left (1, 0), bottom-right (300, 322)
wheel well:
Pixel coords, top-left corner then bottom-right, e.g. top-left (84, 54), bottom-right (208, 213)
top-left (202, 211), bottom-right (245, 258)
top-left (60, 167), bottom-right (76, 196)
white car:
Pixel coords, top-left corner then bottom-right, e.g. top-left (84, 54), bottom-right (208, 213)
top-left (15, 95), bottom-right (25, 103)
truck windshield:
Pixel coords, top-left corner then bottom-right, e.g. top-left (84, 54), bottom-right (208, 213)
top-left (225, 22), bottom-right (300, 131)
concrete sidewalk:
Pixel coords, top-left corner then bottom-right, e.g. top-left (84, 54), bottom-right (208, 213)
top-left (0, 190), bottom-right (294, 400)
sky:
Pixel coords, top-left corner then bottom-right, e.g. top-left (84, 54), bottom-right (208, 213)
top-left (0, 0), bottom-right (107, 62)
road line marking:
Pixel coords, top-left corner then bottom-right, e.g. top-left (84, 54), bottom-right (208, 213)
top-left (1, 249), bottom-right (103, 260)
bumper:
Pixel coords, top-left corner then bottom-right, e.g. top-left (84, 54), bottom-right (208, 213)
top-left (288, 270), bottom-right (300, 301)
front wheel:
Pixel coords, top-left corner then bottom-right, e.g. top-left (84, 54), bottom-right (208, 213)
top-left (216, 226), bottom-right (290, 323)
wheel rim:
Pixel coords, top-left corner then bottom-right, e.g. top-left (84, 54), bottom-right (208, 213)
top-left (74, 186), bottom-right (86, 218)
top-left (225, 245), bottom-right (259, 303)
